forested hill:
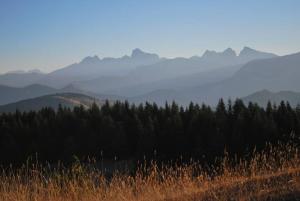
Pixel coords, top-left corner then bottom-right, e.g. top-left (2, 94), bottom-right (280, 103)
top-left (0, 100), bottom-right (299, 165)
top-left (242, 90), bottom-right (300, 107)
top-left (0, 93), bottom-right (106, 113)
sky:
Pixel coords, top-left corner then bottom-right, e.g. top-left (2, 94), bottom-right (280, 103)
top-left (0, 0), bottom-right (299, 73)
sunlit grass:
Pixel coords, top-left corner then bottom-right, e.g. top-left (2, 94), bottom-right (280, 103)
top-left (0, 143), bottom-right (299, 201)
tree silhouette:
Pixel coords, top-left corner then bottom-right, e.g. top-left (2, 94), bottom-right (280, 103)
top-left (0, 99), bottom-right (299, 166)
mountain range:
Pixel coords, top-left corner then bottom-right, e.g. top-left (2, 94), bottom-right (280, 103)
top-left (73, 47), bottom-right (276, 95)
top-left (35, 48), bottom-right (162, 88)
top-left (0, 46), bottom-right (299, 109)
top-left (128, 51), bottom-right (300, 105)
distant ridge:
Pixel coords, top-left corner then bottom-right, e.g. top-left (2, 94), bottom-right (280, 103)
top-left (0, 84), bottom-right (56, 105)
top-left (239, 47), bottom-right (277, 60)
top-left (0, 93), bottom-right (107, 113)
top-left (201, 46), bottom-right (277, 65)
top-left (74, 47), bottom-right (276, 95)
top-left (129, 51), bottom-right (300, 106)
top-left (38, 49), bottom-right (162, 88)
top-left (0, 47), bottom-right (290, 107)
top-left (0, 84), bottom-right (122, 106)
top-left (0, 71), bottom-right (45, 87)
top-left (242, 90), bottom-right (300, 107)
top-left (0, 47), bottom-right (277, 90)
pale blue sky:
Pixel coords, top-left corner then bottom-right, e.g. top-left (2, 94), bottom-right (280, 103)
top-left (0, 0), bottom-right (299, 73)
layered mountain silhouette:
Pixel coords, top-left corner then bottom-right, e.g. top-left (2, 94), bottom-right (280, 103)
top-left (36, 49), bottom-right (161, 88)
top-left (199, 46), bottom-right (276, 66)
top-left (72, 47), bottom-right (276, 95)
top-left (1, 46), bottom-right (298, 108)
top-left (132, 51), bottom-right (300, 105)
top-left (106, 64), bottom-right (243, 97)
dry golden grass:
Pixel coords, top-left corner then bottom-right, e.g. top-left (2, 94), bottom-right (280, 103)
top-left (0, 143), bottom-right (299, 201)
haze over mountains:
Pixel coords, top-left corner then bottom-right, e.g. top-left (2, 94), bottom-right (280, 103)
top-left (0, 71), bottom-right (45, 87)
top-left (36, 48), bottom-right (162, 88)
top-left (72, 47), bottom-right (276, 95)
top-left (0, 46), bottom-right (299, 110)
top-left (140, 51), bottom-right (300, 106)
top-left (0, 84), bottom-right (56, 105)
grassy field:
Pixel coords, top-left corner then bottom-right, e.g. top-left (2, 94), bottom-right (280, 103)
top-left (0, 143), bottom-right (299, 201)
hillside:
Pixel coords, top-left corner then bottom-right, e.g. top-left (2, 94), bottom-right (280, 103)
top-left (0, 83), bottom-right (123, 106)
top-left (0, 71), bottom-right (45, 87)
top-left (0, 93), bottom-right (106, 113)
top-left (242, 90), bottom-right (300, 107)
top-left (0, 84), bottom-right (57, 105)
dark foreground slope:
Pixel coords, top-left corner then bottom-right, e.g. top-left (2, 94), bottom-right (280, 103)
top-left (0, 99), bottom-right (299, 165)
top-left (0, 143), bottom-right (298, 201)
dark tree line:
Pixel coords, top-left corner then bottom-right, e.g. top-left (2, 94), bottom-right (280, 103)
top-left (0, 99), bottom-right (299, 165)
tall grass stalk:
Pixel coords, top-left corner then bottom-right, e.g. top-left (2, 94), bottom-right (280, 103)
top-left (0, 143), bottom-right (299, 201)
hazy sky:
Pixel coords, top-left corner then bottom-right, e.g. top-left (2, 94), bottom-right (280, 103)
top-left (0, 0), bottom-right (299, 73)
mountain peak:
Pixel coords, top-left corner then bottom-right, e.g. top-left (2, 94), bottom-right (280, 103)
top-left (239, 47), bottom-right (277, 58)
top-left (223, 48), bottom-right (237, 57)
top-left (202, 48), bottom-right (236, 58)
top-left (28, 69), bottom-right (43, 74)
top-left (131, 48), bottom-right (146, 57)
top-left (202, 50), bottom-right (217, 58)
top-left (131, 48), bottom-right (159, 60)
top-left (239, 47), bottom-right (257, 56)
top-left (80, 55), bottom-right (100, 64)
